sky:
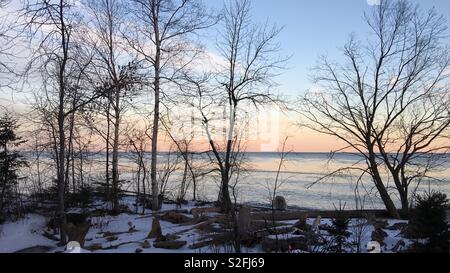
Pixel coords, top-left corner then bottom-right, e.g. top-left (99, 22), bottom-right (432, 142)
top-left (1, 0), bottom-right (450, 153)
top-left (205, 0), bottom-right (450, 98)
top-left (202, 0), bottom-right (450, 152)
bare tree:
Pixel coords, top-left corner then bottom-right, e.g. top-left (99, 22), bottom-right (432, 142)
top-left (160, 115), bottom-right (200, 202)
top-left (83, 0), bottom-right (142, 214)
top-left (21, 0), bottom-right (98, 243)
top-left (125, 120), bottom-right (151, 214)
top-left (0, 0), bottom-right (16, 88)
top-left (298, 0), bottom-right (450, 218)
top-left (126, 0), bottom-right (215, 211)
top-left (189, 0), bottom-right (286, 212)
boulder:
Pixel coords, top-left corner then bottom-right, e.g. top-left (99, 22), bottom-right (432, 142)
top-left (128, 222), bottom-right (137, 233)
top-left (273, 196), bottom-right (287, 211)
top-left (142, 240), bottom-right (151, 249)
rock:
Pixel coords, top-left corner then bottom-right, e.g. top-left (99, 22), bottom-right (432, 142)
top-left (273, 196), bottom-right (287, 211)
top-left (135, 248), bottom-right (143, 253)
top-left (153, 240), bottom-right (187, 250)
top-left (128, 222), bottom-right (136, 233)
top-left (237, 206), bottom-right (252, 236)
top-left (161, 211), bottom-right (192, 224)
top-left (147, 218), bottom-right (162, 239)
top-left (142, 240), bottom-right (151, 249)
top-left (262, 235), bottom-right (308, 252)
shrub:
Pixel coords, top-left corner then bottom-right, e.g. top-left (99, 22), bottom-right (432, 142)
top-left (408, 191), bottom-right (449, 253)
top-left (327, 202), bottom-right (352, 253)
top-left (0, 113), bottom-right (27, 219)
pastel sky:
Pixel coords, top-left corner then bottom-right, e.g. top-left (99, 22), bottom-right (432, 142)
top-left (1, 0), bottom-right (450, 152)
top-left (202, 0), bottom-right (450, 152)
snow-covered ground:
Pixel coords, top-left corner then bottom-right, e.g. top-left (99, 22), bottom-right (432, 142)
top-left (0, 198), bottom-right (415, 253)
top-left (0, 214), bottom-right (56, 253)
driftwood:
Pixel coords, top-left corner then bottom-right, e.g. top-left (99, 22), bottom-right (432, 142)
top-left (252, 210), bottom-right (392, 221)
top-left (101, 241), bottom-right (142, 250)
top-left (188, 233), bottom-right (234, 249)
top-left (153, 240), bottom-right (187, 249)
top-left (136, 209), bottom-right (190, 220)
top-left (189, 240), bottom-right (216, 249)
top-left (15, 246), bottom-right (53, 253)
top-left (191, 207), bottom-right (222, 218)
top-left (101, 229), bottom-right (139, 238)
top-left (160, 211), bottom-right (192, 224)
top-left (253, 226), bottom-right (296, 238)
top-left (262, 235), bottom-right (308, 252)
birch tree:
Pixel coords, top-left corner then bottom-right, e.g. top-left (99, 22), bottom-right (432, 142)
top-left (126, 0), bottom-right (214, 211)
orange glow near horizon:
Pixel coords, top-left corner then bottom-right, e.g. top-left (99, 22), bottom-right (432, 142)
top-left (154, 113), bottom-right (344, 153)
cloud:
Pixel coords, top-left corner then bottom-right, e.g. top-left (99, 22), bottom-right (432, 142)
top-left (367, 0), bottom-right (381, 6)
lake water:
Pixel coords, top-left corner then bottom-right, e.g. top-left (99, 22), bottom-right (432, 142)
top-left (23, 152), bottom-right (450, 211)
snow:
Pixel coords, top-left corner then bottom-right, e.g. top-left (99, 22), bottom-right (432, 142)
top-left (0, 214), bottom-right (56, 253)
top-left (0, 199), bottom-right (419, 253)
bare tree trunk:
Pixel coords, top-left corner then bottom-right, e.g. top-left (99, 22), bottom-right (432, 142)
top-left (220, 166), bottom-right (232, 213)
top-left (0, 146), bottom-right (7, 214)
top-left (57, 0), bottom-right (68, 243)
top-left (368, 156), bottom-right (399, 219)
top-left (219, 104), bottom-right (236, 213)
top-left (112, 89), bottom-right (120, 214)
top-left (57, 102), bottom-right (67, 244)
top-left (150, 22), bottom-right (161, 211)
top-left (105, 100), bottom-right (111, 201)
top-left (65, 111), bottom-right (75, 195)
